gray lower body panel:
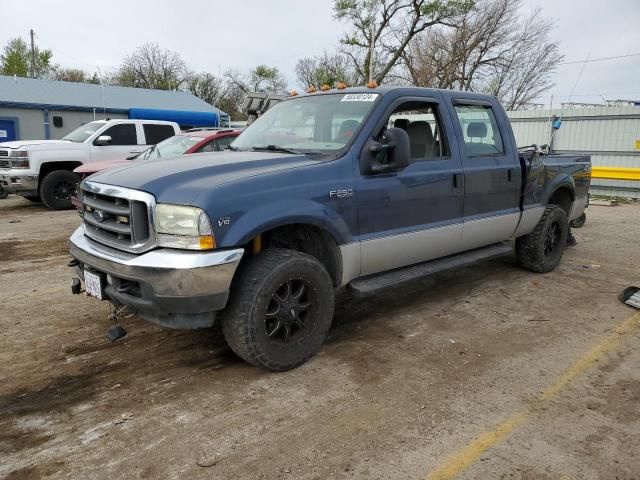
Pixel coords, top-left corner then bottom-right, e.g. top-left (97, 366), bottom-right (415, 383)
top-left (349, 242), bottom-right (513, 296)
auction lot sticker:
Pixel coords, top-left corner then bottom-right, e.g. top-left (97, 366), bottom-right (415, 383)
top-left (341, 93), bottom-right (378, 102)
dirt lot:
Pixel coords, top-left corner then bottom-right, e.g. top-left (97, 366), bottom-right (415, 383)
top-left (1, 195), bottom-right (639, 480)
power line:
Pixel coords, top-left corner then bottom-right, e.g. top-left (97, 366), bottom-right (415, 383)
top-left (559, 52), bottom-right (640, 66)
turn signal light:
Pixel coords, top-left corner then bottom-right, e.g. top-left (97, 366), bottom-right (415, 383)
top-left (199, 235), bottom-right (215, 250)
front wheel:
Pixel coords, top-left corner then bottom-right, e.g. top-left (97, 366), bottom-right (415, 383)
top-left (40, 170), bottom-right (79, 210)
top-left (222, 249), bottom-right (335, 371)
top-left (516, 205), bottom-right (569, 273)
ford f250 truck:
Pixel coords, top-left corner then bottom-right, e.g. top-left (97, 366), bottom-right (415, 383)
top-left (68, 87), bottom-right (591, 371)
top-left (0, 119), bottom-right (179, 210)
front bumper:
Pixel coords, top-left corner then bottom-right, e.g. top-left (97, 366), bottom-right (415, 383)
top-left (69, 226), bottom-right (244, 329)
top-left (0, 170), bottom-right (39, 196)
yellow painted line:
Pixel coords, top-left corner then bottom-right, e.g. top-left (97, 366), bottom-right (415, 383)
top-left (425, 311), bottom-right (640, 480)
top-left (591, 166), bottom-right (640, 181)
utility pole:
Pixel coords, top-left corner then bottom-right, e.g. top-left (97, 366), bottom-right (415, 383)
top-left (368, 25), bottom-right (375, 84)
top-left (29, 29), bottom-right (36, 78)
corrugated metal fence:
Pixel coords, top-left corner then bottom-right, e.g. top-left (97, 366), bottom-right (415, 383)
top-left (507, 107), bottom-right (640, 199)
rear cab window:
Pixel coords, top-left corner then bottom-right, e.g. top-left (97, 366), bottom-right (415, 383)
top-left (453, 104), bottom-right (504, 156)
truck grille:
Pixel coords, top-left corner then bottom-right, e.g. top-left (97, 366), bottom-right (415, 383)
top-left (80, 181), bottom-right (156, 253)
top-left (0, 150), bottom-right (8, 157)
top-left (0, 159), bottom-right (9, 168)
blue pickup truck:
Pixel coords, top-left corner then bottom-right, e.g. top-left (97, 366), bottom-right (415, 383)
top-left (69, 86), bottom-right (591, 371)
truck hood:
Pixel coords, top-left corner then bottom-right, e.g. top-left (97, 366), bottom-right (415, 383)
top-left (0, 140), bottom-right (86, 150)
top-left (84, 151), bottom-right (320, 205)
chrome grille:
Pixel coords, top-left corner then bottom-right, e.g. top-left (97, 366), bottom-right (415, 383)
top-left (80, 181), bottom-right (156, 253)
top-left (0, 159), bottom-right (9, 168)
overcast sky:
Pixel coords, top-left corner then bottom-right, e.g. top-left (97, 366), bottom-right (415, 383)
top-left (4, 0), bottom-right (639, 105)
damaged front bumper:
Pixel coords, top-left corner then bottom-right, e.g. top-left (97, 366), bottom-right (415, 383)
top-left (68, 226), bottom-right (244, 329)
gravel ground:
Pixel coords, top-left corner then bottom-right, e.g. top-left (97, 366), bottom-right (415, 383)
top-left (0, 195), bottom-right (638, 480)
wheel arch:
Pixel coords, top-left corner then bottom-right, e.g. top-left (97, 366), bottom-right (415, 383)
top-left (39, 161), bottom-right (83, 180)
top-left (547, 185), bottom-right (575, 216)
top-left (243, 222), bottom-right (344, 288)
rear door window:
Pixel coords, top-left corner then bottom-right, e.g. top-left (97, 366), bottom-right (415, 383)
top-left (453, 104), bottom-right (504, 156)
top-left (143, 124), bottom-right (176, 145)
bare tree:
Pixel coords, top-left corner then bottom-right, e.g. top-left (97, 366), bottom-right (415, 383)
top-left (115, 43), bottom-right (191, 90)
top-left (188, 72), bottom-right (224, 106)
top-left (295, 52), bottom-right (358, 88)
top-left (402, 0), bottom-right (563, 109)
top-left (334, 0), bottom-right (474, 84)
top-left (52, 67), bottom-right (100, 84)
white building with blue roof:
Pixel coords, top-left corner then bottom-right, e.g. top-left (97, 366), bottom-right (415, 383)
top-left (0, 75), bottom-right (228, 142)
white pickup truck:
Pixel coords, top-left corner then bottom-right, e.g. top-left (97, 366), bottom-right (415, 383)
top-left (0, 119), bottom-right (180, 210)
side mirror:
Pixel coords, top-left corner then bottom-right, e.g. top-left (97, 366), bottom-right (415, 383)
top-left (363, 127), bottom-right (411, 175)
top-left (94, 135), bottom-right (112, 146)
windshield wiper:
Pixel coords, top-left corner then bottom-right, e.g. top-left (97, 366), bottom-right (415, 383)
top-left (225, 144), bottom-right (241, 151)
top-left (252, 145), bottom-right (301, 155)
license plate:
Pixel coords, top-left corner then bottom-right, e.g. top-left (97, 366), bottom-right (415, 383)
top-left (84, 269), bottom-right (103, 300)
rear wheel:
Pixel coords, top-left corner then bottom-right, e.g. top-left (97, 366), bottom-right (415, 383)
top-left (570, 212), bottom-right (586, 228)
top-left (222, 249), bottom-right (334, 371)
top-left (40, 170), bottom-right (79, 210)
top-left (516, 205), bottom-right (568, 273)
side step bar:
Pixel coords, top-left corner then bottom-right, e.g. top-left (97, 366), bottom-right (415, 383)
top-left (348, 242), bottom-right (513, 296)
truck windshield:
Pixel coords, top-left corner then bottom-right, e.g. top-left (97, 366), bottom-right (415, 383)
top-left (62, 122), bottom-right (105, 143)
top-left (232, 93), bottom-right (380, 154)
top-left (136, 135), bottom-right (203, 161)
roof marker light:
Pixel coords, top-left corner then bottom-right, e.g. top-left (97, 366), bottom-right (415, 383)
top-left (366, 80), bottom-right (378, 89)
top-left (289, 90), bottom-right (299, 96)
top-left (320, 84), bottom-right (331, 91)
top-left (307, 85), bottom-right (317, 93)
top-left (336, 82), bottom-right (347, 89)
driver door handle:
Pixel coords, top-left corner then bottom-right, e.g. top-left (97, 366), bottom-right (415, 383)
top-left (453, 173), bottom-right (464, 195)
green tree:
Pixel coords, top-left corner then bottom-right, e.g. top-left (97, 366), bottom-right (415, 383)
top-left (0, 37), bottom-right (53, 77)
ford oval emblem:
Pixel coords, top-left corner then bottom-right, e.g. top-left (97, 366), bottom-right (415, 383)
top-left (93, 210), bottom-right (106, 223)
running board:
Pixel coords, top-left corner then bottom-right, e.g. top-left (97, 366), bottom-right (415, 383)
top-left (348, 243), bottom-right (513, 296)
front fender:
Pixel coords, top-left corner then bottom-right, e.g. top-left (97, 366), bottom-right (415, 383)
top-left (217, 199), bottom-right (353, 247)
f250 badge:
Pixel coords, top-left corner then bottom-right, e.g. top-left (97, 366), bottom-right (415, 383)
top-left (217, 217), bottom-right (231, 227)
top-left (329, 188), bottom-right (353, 199)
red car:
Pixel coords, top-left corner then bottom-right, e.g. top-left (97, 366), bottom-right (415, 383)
top-left (74, 128), bottom-right (242, 180)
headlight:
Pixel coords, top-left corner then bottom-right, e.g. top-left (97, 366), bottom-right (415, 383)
top-left (10, 159), bottom-right (30, 168)
top-left (155, 204), bottom-right (215, 250)
top-left (9, 151), bottom-right (29, 168)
